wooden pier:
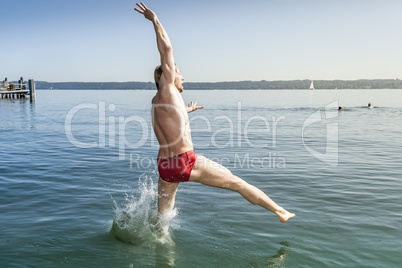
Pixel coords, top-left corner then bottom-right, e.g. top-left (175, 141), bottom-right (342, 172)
top-left (0, 77), bottom-right (35, 101)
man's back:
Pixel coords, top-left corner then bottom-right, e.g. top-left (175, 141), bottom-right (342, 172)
top-left (152, 82), bottom-right (193, 158)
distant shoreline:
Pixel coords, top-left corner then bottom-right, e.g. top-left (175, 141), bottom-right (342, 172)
top-left (35, 79), bottom-right (402, 90)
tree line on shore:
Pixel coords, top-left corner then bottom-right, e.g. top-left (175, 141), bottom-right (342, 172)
top-left (35, 79), bottom-right (402, 90)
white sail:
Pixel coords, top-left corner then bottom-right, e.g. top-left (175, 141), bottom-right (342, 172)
top-left (309, 81), bottom-right (315, 90)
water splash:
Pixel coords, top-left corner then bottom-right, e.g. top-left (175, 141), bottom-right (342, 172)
top-left (110, 174), bottom-right (177, 247)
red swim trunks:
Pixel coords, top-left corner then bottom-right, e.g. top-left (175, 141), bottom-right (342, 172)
top-left (157, 150), bottom-right (197, 183)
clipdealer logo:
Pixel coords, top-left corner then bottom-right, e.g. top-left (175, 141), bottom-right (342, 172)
top-left (302, 100), bottom-right (339, 167)
top-left (64, 100), bottom-right (339, 168)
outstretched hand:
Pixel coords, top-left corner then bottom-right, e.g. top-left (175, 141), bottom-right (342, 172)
top-left (134, 2), bottom-right (156, 21)
top-left (187, 101), bottom-right (204, 113)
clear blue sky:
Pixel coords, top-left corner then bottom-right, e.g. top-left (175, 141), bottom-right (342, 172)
top-left (1, 0), bottom-right (401, 82)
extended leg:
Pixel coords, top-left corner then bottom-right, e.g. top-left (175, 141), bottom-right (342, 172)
top-left (189, 156), bottom-right (295, 223)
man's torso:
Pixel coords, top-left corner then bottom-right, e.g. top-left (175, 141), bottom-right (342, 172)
top-left (152, 85), bottom-right (193, 158)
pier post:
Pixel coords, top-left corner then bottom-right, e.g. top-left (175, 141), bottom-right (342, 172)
top-left (29, 79), bottom-right (36, 102)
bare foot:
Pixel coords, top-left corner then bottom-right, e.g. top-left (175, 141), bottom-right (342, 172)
top-left (277, 209), bottom-right (295, 223)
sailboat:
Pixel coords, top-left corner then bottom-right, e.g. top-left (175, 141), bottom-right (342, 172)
top-left (309, 80), bottom-right (315, 90)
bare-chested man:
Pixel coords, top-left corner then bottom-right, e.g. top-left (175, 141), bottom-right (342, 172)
top-left (135, 2), bottom-right (295, 223)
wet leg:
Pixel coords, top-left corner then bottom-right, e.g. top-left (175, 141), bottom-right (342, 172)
top-left (158, 178), bottom-right (179, 215)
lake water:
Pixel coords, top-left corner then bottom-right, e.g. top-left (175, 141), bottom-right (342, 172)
top-left (1, 89), bottom-right (401, 267)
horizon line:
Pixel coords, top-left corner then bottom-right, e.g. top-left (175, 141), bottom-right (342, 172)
top-left (34, 78), bottom-right (401, 83)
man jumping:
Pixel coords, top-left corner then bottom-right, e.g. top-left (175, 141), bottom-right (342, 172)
top-left (134, 2), bottom-right (295, 223)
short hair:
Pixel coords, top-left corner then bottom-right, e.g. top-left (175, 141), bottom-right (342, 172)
top-left (154, 64), bottom-right (178, 90)
top-left (154, 65), bottom-right (163, 90)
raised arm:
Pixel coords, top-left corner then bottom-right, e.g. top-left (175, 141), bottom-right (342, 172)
top-left (135, 2), bottom-right (175, 85)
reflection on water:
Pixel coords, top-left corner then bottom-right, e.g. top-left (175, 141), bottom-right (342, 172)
top-left (155, 244), bottom-right (176, 267)
top-left (247, 242), bottom-right (292, 268)
top-left (267, 242), bottom-right (292, 267)
top-left (111, 233), bottom-right (176, 267)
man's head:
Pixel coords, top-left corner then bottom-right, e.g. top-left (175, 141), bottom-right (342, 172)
top-left (154, 65), bottom-right (184, 92)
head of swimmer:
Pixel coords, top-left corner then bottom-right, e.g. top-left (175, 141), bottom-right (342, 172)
top-left (154, 64), bottom-right (184, 93)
